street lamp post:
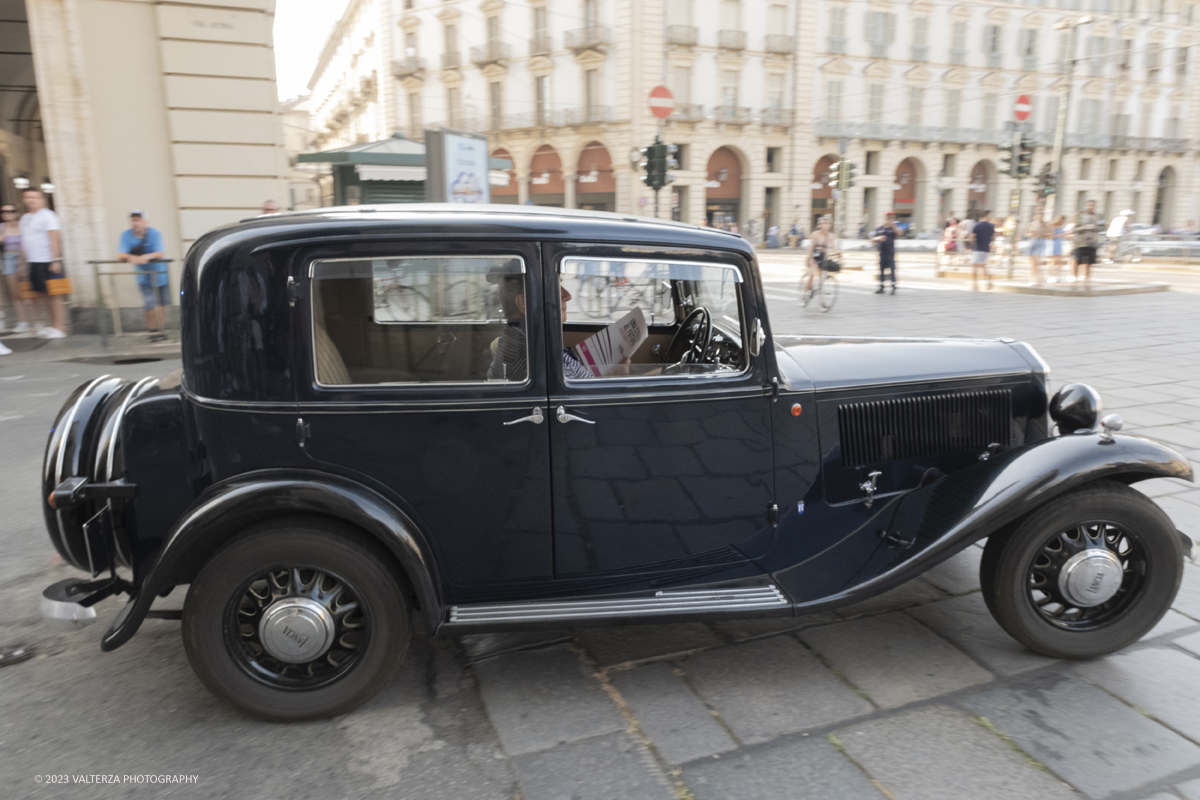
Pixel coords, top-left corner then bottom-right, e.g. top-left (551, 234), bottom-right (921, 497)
top-left (1048, 16), bottom-right (1093, 218)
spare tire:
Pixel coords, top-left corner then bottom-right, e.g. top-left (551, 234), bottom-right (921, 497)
top-left (42, 375), bottom-right (157, 571)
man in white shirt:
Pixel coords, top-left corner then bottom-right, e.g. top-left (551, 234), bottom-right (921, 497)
top-left (19, 188), bottom-right (66, 338)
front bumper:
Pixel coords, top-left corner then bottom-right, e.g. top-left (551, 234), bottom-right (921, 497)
top-left (40, 577), bottom-right (130, 632)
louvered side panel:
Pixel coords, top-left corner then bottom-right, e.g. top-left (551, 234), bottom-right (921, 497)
top-left (838, 388), bottom-right (1013, 468)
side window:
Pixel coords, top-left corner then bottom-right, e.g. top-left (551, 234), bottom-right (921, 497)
top-left (311, 255), bottom-right (527, 386)
top-left (558, 258), bottom-right (746, 380)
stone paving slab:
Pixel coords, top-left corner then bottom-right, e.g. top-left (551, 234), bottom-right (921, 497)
top-left (684, 735), bottom-right (883, 800)
top-left (512, 731), bottom-right (675, 800)
top-left (832, 577), bottom-right (945, 619)
top-left (1148, 609), bottom-right (1200, 640)
top-left (835, 706), bottom-right (1078, 800)
top-left (456, 630), bottom-right (573, 662)
top-left (1176, 562), bottom-right (1200, 622)
top-left (578, 622), bottom-right (722, 667)
top-left (906, 593), bottom-right (1058, 676)
top-left (1075, 646), bottom-right (1200, 743)
top-left (1178, 777), bottom-right (1200, 799)
top-left (472, 644), bottom-right (624, 756)
top-left (609, 662), bottom-right (737, 765)
top-left (963, 672), bottom-right (1200, 798)
top-left (800, 612), bottom-right (993, 708)
top-left (920, 545), bottom-right (984, 596)
top-left (1177, 631), bottom-right (1200, 657)
top-left (709, 613), bottom-right (839, 642)
top-left (681, 635), bottom-right (873, 744)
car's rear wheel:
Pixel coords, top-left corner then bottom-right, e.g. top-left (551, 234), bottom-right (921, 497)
top-left (980, 481), bottom-right (1183, 659)
top-left (182, 517), bottom-right (410, 721)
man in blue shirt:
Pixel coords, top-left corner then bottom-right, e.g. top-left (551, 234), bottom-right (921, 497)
top-left (871, 211), bottom-right (901, 294)
top-left (118, 210), bottom-right (168, 341)
top-left (969, 210), bottom-right (995, 291)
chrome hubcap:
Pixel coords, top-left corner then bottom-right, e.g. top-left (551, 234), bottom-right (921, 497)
top-left (258, 597), bottom-right (336, 663)
top-left (1059, 549), bottom-right (1124, 607)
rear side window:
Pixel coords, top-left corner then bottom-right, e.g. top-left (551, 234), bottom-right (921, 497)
top-left (310, 255), bottom-right (527, 386)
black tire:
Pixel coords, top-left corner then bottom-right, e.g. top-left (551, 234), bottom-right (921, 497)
top-left (182, 517), bottom-right (410, 721)
top-left (980, 480), bottom-right (1183, 659)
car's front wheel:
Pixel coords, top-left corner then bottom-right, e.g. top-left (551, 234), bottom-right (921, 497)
top-left (981, 480), bottom-right (1184, 659)
top-left (182, 517), bottom-right (410, 721)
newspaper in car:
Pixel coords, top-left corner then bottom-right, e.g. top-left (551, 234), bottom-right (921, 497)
top-left (573, 307), bottom-right (649, 377)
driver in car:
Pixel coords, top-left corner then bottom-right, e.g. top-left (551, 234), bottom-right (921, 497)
top-left (488, 274), bottom-right (630, 381)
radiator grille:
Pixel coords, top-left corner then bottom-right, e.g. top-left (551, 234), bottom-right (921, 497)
top-left (837, 388), bottom-right (1012, 468)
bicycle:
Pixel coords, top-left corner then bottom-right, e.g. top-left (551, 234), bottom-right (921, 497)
top-left (801, 263), bottom-right (839, 312)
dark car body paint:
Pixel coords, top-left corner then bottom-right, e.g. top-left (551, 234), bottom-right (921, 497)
top-left (47, 205), bottom-right (1191, 649)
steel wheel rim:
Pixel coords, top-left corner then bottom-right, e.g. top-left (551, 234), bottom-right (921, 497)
top-left (819, 274), bottom-right (838, 312)
top-left (1025, 520), bottom-right (1147, 631)
top-left (224, 565), bottom-right (369, 690)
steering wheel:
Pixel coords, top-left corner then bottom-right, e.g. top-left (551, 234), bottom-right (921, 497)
top-left (665, 307), bottom-right (713, 365)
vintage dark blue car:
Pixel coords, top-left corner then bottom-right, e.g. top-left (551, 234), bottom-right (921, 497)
top-left (40, 205), bottom-right (1193, 720)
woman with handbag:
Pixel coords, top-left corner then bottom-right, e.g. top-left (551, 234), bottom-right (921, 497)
top-left (18, 188), bottom-right (67, 338)
top-left (802, 215), bottom-right (837, 307)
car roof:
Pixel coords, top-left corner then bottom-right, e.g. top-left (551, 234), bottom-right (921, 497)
top-left (191, 203), bottom-right (754, 259)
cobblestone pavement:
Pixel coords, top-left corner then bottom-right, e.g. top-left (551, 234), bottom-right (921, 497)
top-left (2, 272), bottom-right (1200, 799)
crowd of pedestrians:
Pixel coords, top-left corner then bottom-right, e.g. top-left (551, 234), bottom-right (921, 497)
top-left (1, 198), bottom-right (283, 355)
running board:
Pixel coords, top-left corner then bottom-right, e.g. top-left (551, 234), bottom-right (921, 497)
top-left (447, 585), bottom-right (789, 624)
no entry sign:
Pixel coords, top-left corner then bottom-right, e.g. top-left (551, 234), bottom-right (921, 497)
top-left (649, 86), bottom-right (675, 119)
top-left (1014, 94), bottom-right (1033, 122)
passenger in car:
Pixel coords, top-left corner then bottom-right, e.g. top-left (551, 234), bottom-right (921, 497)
top-left (488, 273), bottom-right (625, 380)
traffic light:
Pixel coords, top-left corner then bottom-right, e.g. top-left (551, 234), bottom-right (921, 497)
top-left (999, 142), bottom-right (1016, 177)
top-left (825, 162), bottom-right (840, 187)
top-left (840, 161), bottom-right (857, 189)
top-left (1043, 171), bottom-right (1058, 196)
top-left (1016, 136), bottom-right (1034, 179)
top-left (640, 137), bottom-right (678, 192)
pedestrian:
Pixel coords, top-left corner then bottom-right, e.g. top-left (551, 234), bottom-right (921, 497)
top-left (801, 214), bottom-right (837, 305)
top-left (1073, 200), bottom-right (1100, 288)
top-left (943, 210), bottom-right (960, 230)
top-left (871, 210), bottom-right (901, 294)
top-left (19, 187), bottom-right (67, 338)
top-left (1105, 209), bottom-right (1132, 263)
top-left (1049, 214), bottom-right (1066, 281)
top-left (969, 210), bottom-right (995, 291)
top-left (1, 202), bottom-right (32, 335)
top-left (729, 221), bottom-right (740, 236)
top-left (117, 210), bottom-right (169, 342)
top-left (1025, 211), bottom-right (1048, 285)
top-left (262, 199), bottom-right (279, 215)
top-left (767, 224), bottom-right (779, 248)
top-left (788, 221), bottom-right (802, 248)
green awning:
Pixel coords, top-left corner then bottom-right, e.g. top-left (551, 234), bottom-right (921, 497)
top-left (298, 131), bottom-right (512, 170)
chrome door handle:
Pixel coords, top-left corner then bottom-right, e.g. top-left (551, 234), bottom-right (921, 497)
top-left (503, 407), bottom-right (544, 426)
top-left (556, 406), bottom-right (595, 425)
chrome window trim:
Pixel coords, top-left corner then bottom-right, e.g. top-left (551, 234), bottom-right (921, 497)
top-left (559, 254), bottom-right (752, 385)
top-left (308, 253), bottom-right (533, 390)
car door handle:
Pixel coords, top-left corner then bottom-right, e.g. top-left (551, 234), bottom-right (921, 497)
top-left (503, 407), bottom-right (544, 426)
top-left (556, 406), bottom-right (595, 425)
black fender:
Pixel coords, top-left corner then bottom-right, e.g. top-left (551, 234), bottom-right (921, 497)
top-left (100, 469), bottom-right (443, 651)
top-left (773, 431), bottom-right (1194, 610)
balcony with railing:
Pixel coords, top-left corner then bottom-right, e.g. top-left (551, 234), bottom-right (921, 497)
top-left (912, 45), bottom-right (928, 61)
top-left (718, 29), bottom-right (746, 51)
top-left (1022, 54), bottom-right (1038, 71)
top-left (673, 103), bottom-right (704, 122)
top-left (667, 25), bottom-right (697, 47)
top-left (714, 105), bottom-right (752, 124)
top-left (828, 36), bottom-right (846, 54)
top-left (392, 57), bottom-right (424, 79)
top-left (529, 34), bottom-right (552, 56)
top-left (762, 107), bottom-right (794, 126)
top-left (565, 25), bottom-right (613, 53)
top-left (950, 49), bottom-right (967, 65)
top-left (471, 42), bottom-right (512, 67)
top-left (563, 104), bottom-right (614, 124)
top-left (987, 52), bottom-right (1003, 68)
top-left (442, 51), bottom-right (462, 70)
top-left (812, 121), bottom-right (1190, 153)
top-left (765, 34), bottom-right (793, 55)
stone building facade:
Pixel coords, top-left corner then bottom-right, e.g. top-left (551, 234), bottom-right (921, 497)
top-left (7, 0), bottom-right (288, 316)
top-left (305, 0), bottom-right (1200, 236)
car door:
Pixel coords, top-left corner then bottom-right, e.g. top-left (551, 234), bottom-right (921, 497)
top-left (292, 241), bottom-right (554, 599)
top-left (546, 243), bottom-right (776, 578)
